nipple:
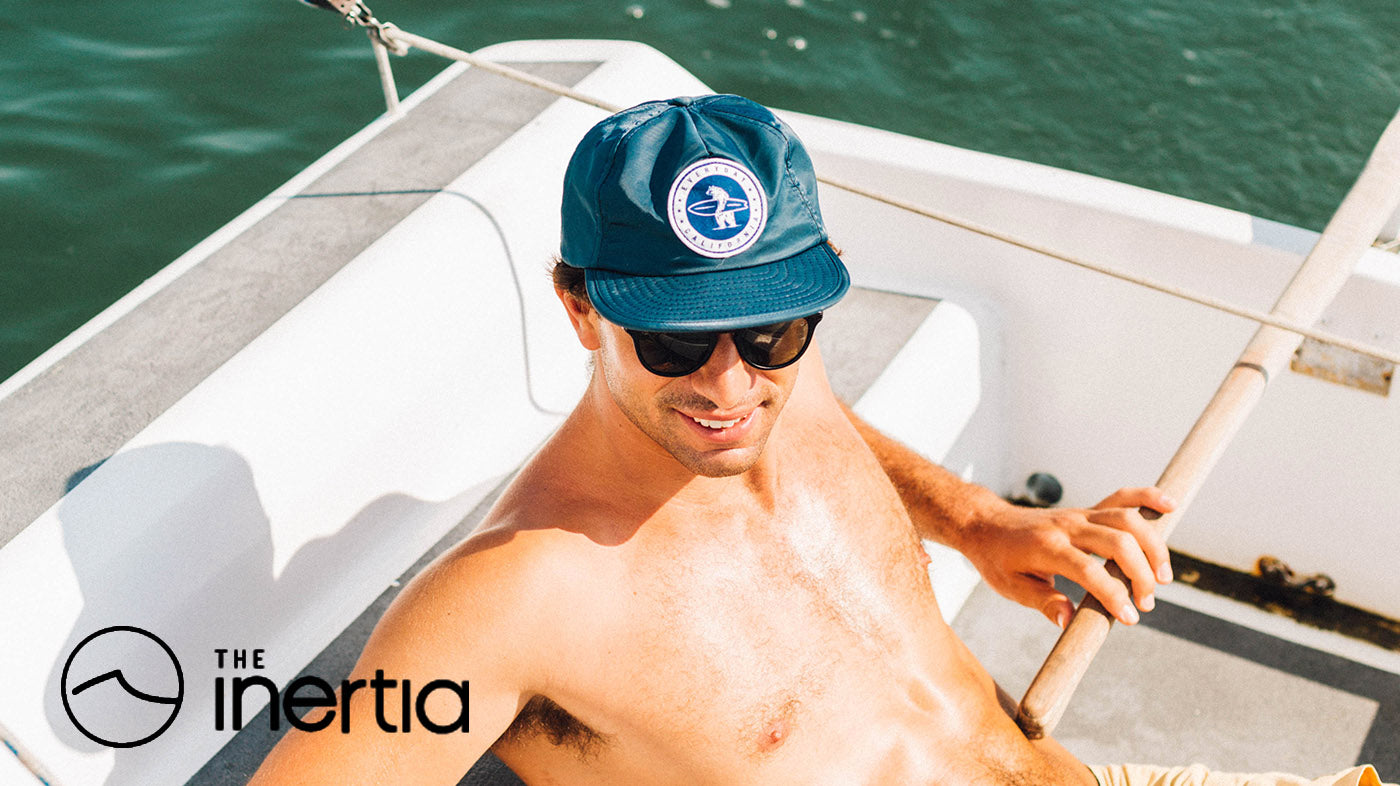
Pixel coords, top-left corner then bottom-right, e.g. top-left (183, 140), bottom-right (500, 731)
top-left (756, 719), bottom-right (790, 753)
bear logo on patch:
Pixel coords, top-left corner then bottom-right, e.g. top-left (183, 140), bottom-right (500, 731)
top-left (668, 158), bottom-right (768, 258)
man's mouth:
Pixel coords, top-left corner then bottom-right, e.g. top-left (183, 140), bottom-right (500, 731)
top-left (670, 400), bottom-right (765, 445)
top-left (680, 408), bottom-right (758, 439)
top-left (691, 415), bottom-right (743, 430)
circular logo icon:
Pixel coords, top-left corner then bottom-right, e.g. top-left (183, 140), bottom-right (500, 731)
top-left (667, 158), bottom-right (769, 258)
top-left (61, 626), bottom-right (184, 748)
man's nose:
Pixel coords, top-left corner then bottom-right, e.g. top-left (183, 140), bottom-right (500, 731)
top-left (688, 334), bottom-right (753, 409)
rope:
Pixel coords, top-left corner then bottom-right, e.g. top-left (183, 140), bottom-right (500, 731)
top-left (348, 19), bottom-right (1400, 368)
top-left (383, 29), bottom-right (624, 113)
top-left (369, 29), bottom-right (400, 115)
top-left (813, 173), bottom-right (1400, 366)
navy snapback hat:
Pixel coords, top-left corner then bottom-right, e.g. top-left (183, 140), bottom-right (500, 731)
top-left (560, 94), bottom-right (850, 331)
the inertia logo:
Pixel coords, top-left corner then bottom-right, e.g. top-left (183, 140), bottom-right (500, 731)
top-left (216, 648), bottom-right (470, 735)
top-left (61, 626), bottom-right (185, 748)
top-left (59, 632), bottom-right (468, 746)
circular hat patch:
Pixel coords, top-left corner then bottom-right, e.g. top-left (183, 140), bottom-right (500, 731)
top-left (667, 158), bottom-right (769, 258)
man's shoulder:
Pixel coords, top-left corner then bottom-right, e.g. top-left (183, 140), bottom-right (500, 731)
top-left (389, 433), bottom-right (619, 636)
top-left (424, 508), bottom-right (610, 616)
top-left (361, 514), bottom-right (608, 682)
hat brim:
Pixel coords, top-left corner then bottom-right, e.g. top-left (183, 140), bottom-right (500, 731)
top-left (584, 242), bottom-right (850, 332)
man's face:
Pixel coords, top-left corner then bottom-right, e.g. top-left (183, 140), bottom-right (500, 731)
top-left (589, 313), bottom-right (801, 478)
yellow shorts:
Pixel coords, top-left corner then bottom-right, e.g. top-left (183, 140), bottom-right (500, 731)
top-left (1089, 764), bottom-right (1395, 786)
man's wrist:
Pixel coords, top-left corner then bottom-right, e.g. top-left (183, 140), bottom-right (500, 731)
top-left (937, 483), bottom-right (1012, 553)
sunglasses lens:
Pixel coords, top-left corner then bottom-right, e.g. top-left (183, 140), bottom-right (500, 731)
top-left (734, 314), bottom-right (818, 369)
top-left (632, 331), bottom-right (716, 376)
top-left (628, 314), bottom-right (821, 376)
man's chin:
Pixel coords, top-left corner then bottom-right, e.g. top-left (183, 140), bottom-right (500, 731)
top-left (674, 445), bottom-right (764, 478)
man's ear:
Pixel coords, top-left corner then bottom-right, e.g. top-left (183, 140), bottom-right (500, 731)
top-left (555, 288), bottom-right (602, 350)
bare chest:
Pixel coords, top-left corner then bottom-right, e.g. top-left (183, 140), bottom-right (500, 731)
top-left (586, 489), bottom-right (939, 770)
top-left (494, 475), bottom-right (1082, 785)
top-left (492, 417), bottom-right (1088, 784)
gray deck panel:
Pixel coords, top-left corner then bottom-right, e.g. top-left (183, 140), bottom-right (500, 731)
top-left (820, 285), bottom-right (940, 404)
top-left (0, 60), bottom-right (598, 550)
top-left (953, 580), bottom-right (1400, 775)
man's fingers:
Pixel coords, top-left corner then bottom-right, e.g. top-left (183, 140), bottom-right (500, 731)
top-left (1088, 498), bottom-right (1174, 586)
top-left (1063, 552), bottom-right (1140, 625)
top-left (1042, 596), bottom-right (1073, 629)
top-left (1008, 575), bottom-right (1073, 628)
top-left (973, 491), bottom-right (1179, 625)
top-left (1095, 486), bottom-right (1177, 516)
top-left (1083, 508), bottom-right (1171, 600)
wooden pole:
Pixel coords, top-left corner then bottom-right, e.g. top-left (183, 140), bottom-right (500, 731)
top-left (1016, 106), bottom-right (1400, 740)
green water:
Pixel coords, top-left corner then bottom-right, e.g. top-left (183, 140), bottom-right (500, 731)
top-left (3, 0), bottom-right (1397, 382)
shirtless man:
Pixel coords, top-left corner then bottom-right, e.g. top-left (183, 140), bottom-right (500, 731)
top-left (250, 94), bottom-right (1179, 785)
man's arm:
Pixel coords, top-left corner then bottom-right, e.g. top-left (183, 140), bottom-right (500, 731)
top-left (248, 537), bottom-right (542, 785)
top-left (843, 401), bottom-right (1175, 628)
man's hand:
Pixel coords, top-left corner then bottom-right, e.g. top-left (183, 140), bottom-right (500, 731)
top-left (953, 487), bottom-right (1176, 627)
top-left (839, 400), bottom-right (1176, 627)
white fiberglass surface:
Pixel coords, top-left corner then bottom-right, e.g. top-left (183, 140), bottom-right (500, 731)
top-left (0, 159), bottom-right (571, 786)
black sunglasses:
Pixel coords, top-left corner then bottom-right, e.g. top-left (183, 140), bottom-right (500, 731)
top-left (624, 313), bottom-right (823, 377)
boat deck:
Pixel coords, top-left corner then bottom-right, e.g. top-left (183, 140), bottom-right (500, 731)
top-left (958, 584), bottom-right (1399, 774)
top-left (1, 44), bottom-right (1395, 786)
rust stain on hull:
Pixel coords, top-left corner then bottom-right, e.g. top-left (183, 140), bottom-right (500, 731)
top-left (1291, 337), bottom-right (1394, 396)
top-left (1171, 550), bottom-right (1400, 652)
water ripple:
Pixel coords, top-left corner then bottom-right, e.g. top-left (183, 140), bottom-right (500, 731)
top-left (34, 28), bottom-right (196, 63)
top-left (182, 129), bottom-right (296, 156)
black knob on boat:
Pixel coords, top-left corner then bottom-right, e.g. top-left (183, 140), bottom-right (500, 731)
top-left (1017, 472), bottom-right (1063, 508)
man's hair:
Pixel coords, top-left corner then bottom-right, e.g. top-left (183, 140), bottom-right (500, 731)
top-left (551, 256), bottom-right (590, 308)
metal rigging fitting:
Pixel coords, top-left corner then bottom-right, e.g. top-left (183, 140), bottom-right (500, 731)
top-left (297, 0), bottom-right (408, 55)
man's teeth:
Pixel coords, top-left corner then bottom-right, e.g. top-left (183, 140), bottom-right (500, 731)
top-left (693, 416), bottom-right (742, 429)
